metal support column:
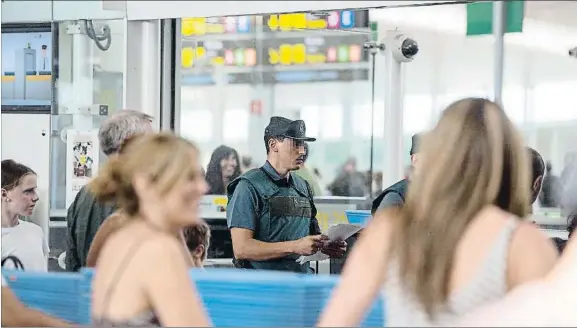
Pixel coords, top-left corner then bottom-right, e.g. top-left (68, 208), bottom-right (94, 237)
top-left (124, 19), bottom-right (162, 129)
top-left (382, 31), bottom-right (406, 187)
top-left (160, 19), bottom-right (179, 132)
top-left (493, 1), bottom-right (506, 106)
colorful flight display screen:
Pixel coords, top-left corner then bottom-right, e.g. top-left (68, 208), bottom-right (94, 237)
top-left (182, 16), bottom-right (255, 36)
top-left (181, 33), bottom-right (368, 69)
top-left (265, 35), bottom-right (368, 66)
top-left (263, 10), bottom-right (369, 32)
top-left (181, 39), bottom-right (258, 68)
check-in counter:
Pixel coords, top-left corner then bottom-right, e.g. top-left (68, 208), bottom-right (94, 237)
top-left (47, 200), bottom-right (569, 273)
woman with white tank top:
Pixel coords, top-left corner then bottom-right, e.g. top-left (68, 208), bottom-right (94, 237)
top-left (318, 98), bottom-right (559, 327)
top-left (456, 235), bottom-right (577, 326)
top-left (457, 161), bottom-right (577, 326)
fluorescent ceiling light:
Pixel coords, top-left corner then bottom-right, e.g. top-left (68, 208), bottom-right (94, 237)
top-left (370, 6), bottom-right (577, 56)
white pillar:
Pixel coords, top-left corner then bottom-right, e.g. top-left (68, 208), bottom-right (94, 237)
top-left (123, 19), bottom-right (162, 129)
top-left (492, 1), bottom-right (506, 105)
top-left (382, 31), bottom-right (405, 187)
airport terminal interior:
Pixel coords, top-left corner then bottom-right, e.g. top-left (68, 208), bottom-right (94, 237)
top-left (1, 0), bottom-right (577, 325)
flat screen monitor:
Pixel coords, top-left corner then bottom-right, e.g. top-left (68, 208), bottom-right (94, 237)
top-left (1, 23), bottom-right (56, 113)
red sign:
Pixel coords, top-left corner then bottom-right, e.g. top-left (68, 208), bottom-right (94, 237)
top-left (250, 100), bottom-right (262, 115)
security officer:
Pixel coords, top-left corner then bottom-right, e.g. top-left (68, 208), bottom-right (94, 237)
top-left (371, 133), bottom-right (421, 214)
top-left (227, 116), bottom-right (346, 273)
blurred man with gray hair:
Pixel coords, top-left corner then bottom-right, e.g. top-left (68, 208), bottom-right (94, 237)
top-left (65, 110), bottom-right (153, 271)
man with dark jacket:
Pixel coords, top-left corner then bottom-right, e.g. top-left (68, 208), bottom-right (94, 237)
top-left (65, 110), bottom-right (153, 271)
top-left (227, 117), bottom-right (345, 273)
top-left (371, 133), bottom-right (420, 214)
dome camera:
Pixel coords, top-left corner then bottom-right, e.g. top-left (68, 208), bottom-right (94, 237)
top-left (390, 33), bottom-right (419, 63)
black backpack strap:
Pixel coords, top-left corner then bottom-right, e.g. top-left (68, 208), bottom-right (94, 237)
top-left (2, 255), bottom-right (25, 270)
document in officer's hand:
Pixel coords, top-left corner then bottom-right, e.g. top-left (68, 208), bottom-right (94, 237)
top-left (296, 224), bottom-right (362, 264)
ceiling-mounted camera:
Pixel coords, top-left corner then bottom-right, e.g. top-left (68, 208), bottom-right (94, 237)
top-left (569, 47), bottom-right (577, 59)
top-left (389, 33), bottom-right (419, 63)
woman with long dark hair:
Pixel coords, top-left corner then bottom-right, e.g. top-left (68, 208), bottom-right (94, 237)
top-left (205, 145), bottom-right (241, 195)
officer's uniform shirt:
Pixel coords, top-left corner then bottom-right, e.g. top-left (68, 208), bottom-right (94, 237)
top-left (227, 161), bottom-right (318, 273)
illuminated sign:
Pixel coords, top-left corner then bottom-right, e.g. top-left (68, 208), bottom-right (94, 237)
top-left (263, 10), bottom-right (369, 32)
top-left (266, 35), bottom-right (368, 66)
top-left (182, 10), bottom-right (368, 36)
top-left (267, 43), bottom-right (364, 66)
top-left (181, 38), bottom-right (257, 68)
top-left (182, 16), bottom-right (255, 36)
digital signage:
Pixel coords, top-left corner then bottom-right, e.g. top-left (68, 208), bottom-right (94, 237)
top-left (1, 25), bottom-right (54, 111)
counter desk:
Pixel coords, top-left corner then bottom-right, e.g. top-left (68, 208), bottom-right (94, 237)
top-left (46, 201), bottom-right (568, 274)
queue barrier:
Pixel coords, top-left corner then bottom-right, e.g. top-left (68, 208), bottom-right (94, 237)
top-left (4, 268), bottom-right (385, 326)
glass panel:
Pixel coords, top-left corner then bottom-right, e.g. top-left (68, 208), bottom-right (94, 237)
top-left (503, 1), bottom-right (577, 214)
top-left (371, 3), bottom-right (495, 149)
top-left (178, 10), bottom-right (374, 207)
top-left (181, 109), bottom-right (213, 142)
top-left (223, 108), bottom-right (249, 142)
top-left (50, 19), bottom-right (125, 213)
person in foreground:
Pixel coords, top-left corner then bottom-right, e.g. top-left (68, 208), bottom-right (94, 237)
top-left (457, 236), bottom-right (577, 326)
top-left (457, 160), bottom-right (577, 326)
top-left (90, 133), bottom-right (211, 327)
top-left (317, 98), bottom-right (558, 327)
top-left (227, 116), bottom-right (345, 273)
top-left (2, 275), bottom-right (71, 327)
top-left (85, 135), bottom-right (212, 269)
top-left (86, 210), bottom-right (211, 269)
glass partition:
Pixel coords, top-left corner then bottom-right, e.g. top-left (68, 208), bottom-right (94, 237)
top-left (176, 2), bottom-right (577, 230)
top-left (50, 19), bottom-right (125, 213)
top-left (178, 10), bottom-right (377, 232)
top-left (502, 1), bottom-right (577, 219)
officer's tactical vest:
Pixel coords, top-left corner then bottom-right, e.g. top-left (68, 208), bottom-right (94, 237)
top-left (227, 167), bottom-right (318, 273)
top-left (371, 179), bottom-right (409, 215)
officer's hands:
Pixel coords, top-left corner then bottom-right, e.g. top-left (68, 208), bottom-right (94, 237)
top-left (321, 239), bottom-right (347, 258)
top-left (293, 235), bottom-right (329, 256)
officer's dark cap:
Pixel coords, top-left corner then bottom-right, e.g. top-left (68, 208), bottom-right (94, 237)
top-left (264, 116), bottom-right (316, 142)
top-left (410, 133), bottom-right (421, 156)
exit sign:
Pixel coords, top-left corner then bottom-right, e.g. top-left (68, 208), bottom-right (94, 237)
top-left (466, 1), bottom-right (524, 36)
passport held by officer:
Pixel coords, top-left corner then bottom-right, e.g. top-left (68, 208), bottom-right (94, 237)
top-left (226, 116), bottom-right (346, 273)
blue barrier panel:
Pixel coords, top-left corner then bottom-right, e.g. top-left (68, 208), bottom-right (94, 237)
top-left (345, 210), bottom-right (372, 226)
top-left (3, 270), bottom-right (86, 324)
top-left (190, 268), bottom-right (384, 327)
top-left (5, 268), bottom-right (385, 326)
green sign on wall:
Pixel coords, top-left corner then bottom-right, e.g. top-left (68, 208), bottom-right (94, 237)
top-left (466, 1), bottom-right (524, 36)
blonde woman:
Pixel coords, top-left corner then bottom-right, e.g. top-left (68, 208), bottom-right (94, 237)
top-left (457, 236), bottom-right (577, 326)
top-left (318, 98), bottom-right (559, 326)
top-left (90, 133), bottom-right (211, 327)
top-left (86, 213), bottom-right (211, 269)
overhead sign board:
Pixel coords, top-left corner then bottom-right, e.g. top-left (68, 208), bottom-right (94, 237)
top-left (126, 1), bottom-right (460, 21)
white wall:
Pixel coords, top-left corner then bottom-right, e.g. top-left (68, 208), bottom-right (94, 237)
top-left (1, 114), bottom-right (51, 242)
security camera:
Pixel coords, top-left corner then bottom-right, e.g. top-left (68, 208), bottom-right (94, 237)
top-left (569, 47), bottom-right (577, 58)
top-left (388, 33), bottom-right (419, 63)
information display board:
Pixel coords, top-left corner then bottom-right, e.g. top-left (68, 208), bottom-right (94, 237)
top-left (180, 10), bottom-right (370, 85)
top-left (1, 24), bottom-right (55, 112)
